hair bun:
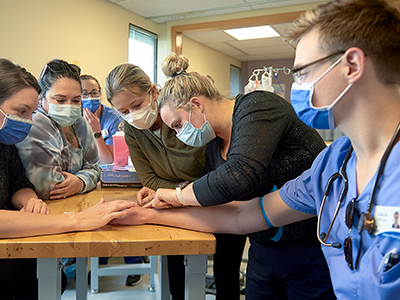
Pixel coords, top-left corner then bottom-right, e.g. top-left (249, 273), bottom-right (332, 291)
top-left (162, 53), bottom-right (189, 77)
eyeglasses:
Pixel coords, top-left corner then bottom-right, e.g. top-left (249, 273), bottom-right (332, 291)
top-left (82, 90), bottom-right (101, 98)
top-left (291, 51), bottom-right (346, 84)
top-left (40, 62), bottom-right (81, 80)
top-left (317, 122), bottom-right (400, 270)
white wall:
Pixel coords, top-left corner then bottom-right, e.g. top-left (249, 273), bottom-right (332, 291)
top-left (0, 0), bottom-right (162, 104)
top-left (0, 0), bottom-right (243, 101)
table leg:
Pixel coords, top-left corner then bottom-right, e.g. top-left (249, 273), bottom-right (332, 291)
top-left (37, 258), bottom-right (62, 300)
top-left (184, 255), bottom-right (207, 300)
top-left (76, 257), bottom-right (88, 300)
top-left (160, 256), bottom-right (170, 300)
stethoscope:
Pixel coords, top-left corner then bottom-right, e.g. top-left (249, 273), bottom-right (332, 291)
top-left (317, 122), bottom-right (400, 249)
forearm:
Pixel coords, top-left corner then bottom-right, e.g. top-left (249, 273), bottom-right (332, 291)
top-left (95, 139), bottom-right (114, 164)
top-left (0, 210), bottom-right (78, 238)
top-left (142, 201), bottom-right (263, 234)
top-left (11, 188), bottom-right (39, 209)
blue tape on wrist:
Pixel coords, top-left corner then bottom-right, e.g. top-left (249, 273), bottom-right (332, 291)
top-left (259, 186), bottom-right (283, 242)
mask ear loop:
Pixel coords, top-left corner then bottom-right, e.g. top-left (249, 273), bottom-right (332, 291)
top-left (188, 103), bottom-right (192, 124)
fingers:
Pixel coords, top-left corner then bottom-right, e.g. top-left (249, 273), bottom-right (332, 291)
top-left (139, 195), bottom-right (154, 206)
top-left (142, 199), bottom-right (154, 208)
top-left (20, 199), bottom-right (50, 214)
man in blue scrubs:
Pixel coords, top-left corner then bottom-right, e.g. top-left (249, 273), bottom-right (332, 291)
top-left (112, 0), bottom-right (400, 298)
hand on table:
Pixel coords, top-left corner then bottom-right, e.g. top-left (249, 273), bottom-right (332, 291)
top-left (75, 198), bottom-right (135, 231)
top-left (50, 171), bottom-right (82, 200)
top-left (20, 198), bottom-right (50, 214)
top-left (137, 186), bottom-right (156, 206)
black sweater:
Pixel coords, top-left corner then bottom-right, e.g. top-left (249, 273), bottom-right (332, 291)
top-left (0, 143), bottom-right (35, 209)
top-left (193, 91), bottom-right (327, 247)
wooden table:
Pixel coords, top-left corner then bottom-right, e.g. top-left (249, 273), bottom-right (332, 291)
top-left (0, 186), bottom-right (216, 300)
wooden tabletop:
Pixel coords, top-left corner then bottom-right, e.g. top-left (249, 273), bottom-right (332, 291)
top-left (0, 186), bottom-right (216, 259)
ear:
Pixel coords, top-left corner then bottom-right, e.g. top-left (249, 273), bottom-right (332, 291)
top-left (343, 47), bottom-right (365, 84)
top-left (151, 84), bottom-right (158, 99)
top-left (189, 97), bottom-right (205, 112)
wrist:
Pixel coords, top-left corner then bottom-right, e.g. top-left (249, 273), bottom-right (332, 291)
top-left (64, 211), bottom-right (79, 230)
top-left (79, 179), bottom-right (86, 194)
top-left (176, 187), bottom-right (186, 206)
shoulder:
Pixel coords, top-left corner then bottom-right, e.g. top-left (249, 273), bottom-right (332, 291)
top-left (234, 91), bottom-right (291, 114)
top-left (102, 105), bottom-right (121, 118)
top-left (101, 105), bottom-right (124, 131)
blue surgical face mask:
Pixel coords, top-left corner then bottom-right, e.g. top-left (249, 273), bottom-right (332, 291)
top-left (46, 102), bottom-right (82, 127)
top-left (290, 55), bottom-right (352, 129)
top-left (176, 107), bottom-right (216, 147)
top-left (0, 108), bottom-right (32, 145)
top-left (82, 97), bottom-right (101, 113)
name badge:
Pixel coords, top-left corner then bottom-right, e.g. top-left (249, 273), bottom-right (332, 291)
top-left (374, 205), bottom-right (400, 240)
top-left (101, 129), bottom-right (109, 138)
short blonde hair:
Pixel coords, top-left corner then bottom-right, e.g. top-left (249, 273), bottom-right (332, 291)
top-left (158, 53), bottom-right (222, 111)
top-left (105, 63), bottom-right (152, 104)
top-left (285, 0), bottom-right (400, 85)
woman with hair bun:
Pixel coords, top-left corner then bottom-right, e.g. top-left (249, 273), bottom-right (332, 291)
top-left (115, 53), bottom-right (336, 299)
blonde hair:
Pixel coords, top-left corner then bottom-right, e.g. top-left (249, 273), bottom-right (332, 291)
top-left (105, 63), bottom-right (152, 104)
top-left (158, 53), bottom-right (222, 111)
top-left (285, 0), bottom-right (400, 85)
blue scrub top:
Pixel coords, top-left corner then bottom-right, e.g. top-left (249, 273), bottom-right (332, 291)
top-left (99, 104), bottom-right (124, 145)
top-left (280, 137), bottom-right (400, 299)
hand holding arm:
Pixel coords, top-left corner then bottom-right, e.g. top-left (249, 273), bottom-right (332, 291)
top-left (137, 187), bottom-right (156, 206)
top-left (149, 183), bottom-right (200, 208)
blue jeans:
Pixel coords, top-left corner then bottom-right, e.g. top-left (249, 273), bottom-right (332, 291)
top-left (99, 256), bottom-right (142, 264)
top-left (246, 240), bottom-right (336, 300)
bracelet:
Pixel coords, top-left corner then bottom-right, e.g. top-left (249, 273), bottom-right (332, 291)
top-left (259, 197), bottom-right (273, 228)
top-left (79, 179), bottom-right (85, 194)
top-left (176, 187), bottom-right (186, 205)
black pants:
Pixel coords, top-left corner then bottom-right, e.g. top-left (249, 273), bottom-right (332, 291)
top-left (246, 240), bottom-right (336, 300)
top-left (0, 258), bottom-right (67, 300)
top-left (214, 233), bottom-right (247, 300)
top-left (167, 233), bottom-right (246, 300)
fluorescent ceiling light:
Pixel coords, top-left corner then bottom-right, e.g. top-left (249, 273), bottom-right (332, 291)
top-left (224, 25), bottom-right (280, 40)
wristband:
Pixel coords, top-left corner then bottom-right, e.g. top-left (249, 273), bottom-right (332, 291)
top-left (176, 187), bottom-right (186, 205)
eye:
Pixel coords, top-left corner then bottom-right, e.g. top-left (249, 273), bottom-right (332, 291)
top-left (173, 121), bottom-right (181, 129)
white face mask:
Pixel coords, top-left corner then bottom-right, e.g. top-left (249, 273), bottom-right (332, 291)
top-left (122, 93), bottom-right (158, 130)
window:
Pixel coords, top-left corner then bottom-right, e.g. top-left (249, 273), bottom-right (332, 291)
top-left (230, 65), bottom-right (242, 96)
top-left (129, 24), bottom-right (158, 83)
